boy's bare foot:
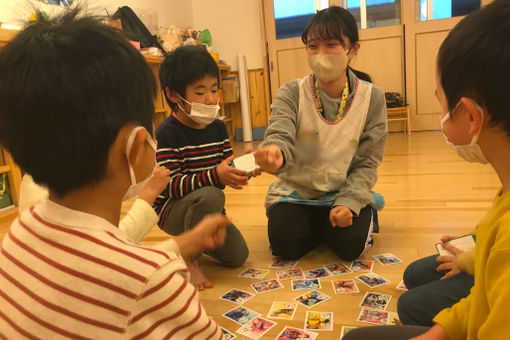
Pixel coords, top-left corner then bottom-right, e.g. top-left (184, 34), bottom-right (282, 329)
top-left (185, 258), bottom-right (213, 291)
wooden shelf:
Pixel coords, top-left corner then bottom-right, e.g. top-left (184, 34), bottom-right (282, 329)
top-left (0, 206), bottom-right (17, 223)
top-left (0, 165), bottom-right (10, 174)
top-left (219, 64), bottom-right (231, 71)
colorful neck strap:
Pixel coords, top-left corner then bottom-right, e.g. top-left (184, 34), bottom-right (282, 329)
top-left (314, 78), bottom-right (349, 122)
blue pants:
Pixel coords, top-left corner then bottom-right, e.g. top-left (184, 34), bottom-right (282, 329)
top-left (397, 255), bottom-right (474, 326)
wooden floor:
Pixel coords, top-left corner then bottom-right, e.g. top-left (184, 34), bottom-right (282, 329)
top-left (0, 131), bottom-right (499, 339)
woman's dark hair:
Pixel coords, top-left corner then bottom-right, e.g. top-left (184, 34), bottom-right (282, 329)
top-left (159, 45), bottom-right (220, 111)
top-left (437, 0), bottom-right (510, 135)
top-left (301, 6), bottom-right (372, 83)
top-left (0, 8), bottom-right (156, 196)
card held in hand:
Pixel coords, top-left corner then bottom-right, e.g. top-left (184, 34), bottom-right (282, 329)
top-left (231, 152), bottom-right (257, 178)
top-left (435, 234), bottom-right (476, 256)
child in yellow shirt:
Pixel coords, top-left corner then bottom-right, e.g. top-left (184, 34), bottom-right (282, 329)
top-left (344, 0), bottom-right (510, 339)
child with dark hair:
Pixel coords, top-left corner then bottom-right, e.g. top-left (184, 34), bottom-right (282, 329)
top-left (254, 6), bottom-right (387, 261)
top-left (344, 0), bottom-right (510, 339)
top-left (0, 9), bottom-right (229, 339)
top-left (155, 45), bottom-right (252, 290)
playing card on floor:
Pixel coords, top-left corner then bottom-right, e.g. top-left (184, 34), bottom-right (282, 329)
top-left (355, 272), bottom-right (389, 288)
top-left (304, 311), bottom-right (333, 331)
top-left (238, 268), bottom-right (270, 279)
top-left (291, 279), bottom-right (321, 291)
top-left (294, 290), bottom-right (331, 308)
top-left (266, 301), bottom-right (297, 320)
top-left (236, 316), bottom-right (277, 339)
top-left (359, 292), bottom-right (392, 310)
top-left (274, 326), bottom-right (318, 340)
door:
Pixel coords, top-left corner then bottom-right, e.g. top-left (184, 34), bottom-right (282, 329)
top-left (262, 0), bottom-right (329, 98)
top-left (261, 0), bottom-right (489, 130)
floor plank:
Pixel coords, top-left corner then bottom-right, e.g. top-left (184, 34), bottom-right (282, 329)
top-left (0, 131), bottom-right (499, 339)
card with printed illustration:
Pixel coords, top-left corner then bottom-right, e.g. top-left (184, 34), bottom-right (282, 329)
top-left (373, 253), bottom-right (402, 266)
top-left (355, 272), bottom-right (389, 288)
top-left (236, 316), bottom-right (277, 339)
top-left (239, 267), bottom-right (270, 280)
top-left (270, 259), bottom-right (299, 269)
top-left (220, 288), bottom-right (254, 304)
top-left (350, 260), bottom-right (374, 272)
top-left (332, 279), bottom-right (359, 294)
top-left (291, 278), bottom-right (321, 291)
top-left (341, 326), bottom-right (358, 339)
top-left (324, 262), bottom-right (351, 276)
top-left (274, 326), bottom-right (318, 340)
top-left (304, 311), bottom-right (333, 331)
top-left (304, 267), bottom-right (330, 279)
top-left (251, 279), bottom-right (284, 294)
top-left (396, 280), bottom-right (407, 291)
top-left (357, 308), bottom-right (389, 325)
top-left (220, 327), bottom-right (237, 339)
top-left (294, 290), bottom-right (331, 308)
top-left (359, 292), bottom-right (392, 311)
top-left (267, 301), bottom-right (298, 320)
top-left (223, 306), bottom-right (260, 325)
top-left (276, 268), bottom-right (304, 280)
top-left (386, 312), bottom-right (401, 326)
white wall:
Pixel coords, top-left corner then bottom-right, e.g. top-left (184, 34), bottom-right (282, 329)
top-left (191, 0), bottom-right (264, 70)
top-left (0, 0), bottom-right (193, 29)
top-left (0, 0), bottom-right (264, 70)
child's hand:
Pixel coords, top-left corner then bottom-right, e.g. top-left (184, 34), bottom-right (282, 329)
top-left (329, 205), bottom-right (353, 227)
top-left (217, 155), bottom-right (249, 189)
top-left (254, 145), bottom-right (283, 173)
top-left (192, 214), bottom-right (230, 250)
top-left (138, 165), bottom-right (171, 205)
top-left (440, 234), bottom-right (461, 243)
top-left (436, 242), bottom-right (463, 280)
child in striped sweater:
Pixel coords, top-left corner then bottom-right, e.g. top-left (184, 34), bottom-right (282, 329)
top-left (155, 45), bottom-right (256, 290)
top-left (0, 10), bottom-right (228, 339)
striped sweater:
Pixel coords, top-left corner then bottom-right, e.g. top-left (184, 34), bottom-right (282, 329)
top-left (0, 200), bottom-right (224, 340)
top-left (154, 115), bottom-right (233, 227)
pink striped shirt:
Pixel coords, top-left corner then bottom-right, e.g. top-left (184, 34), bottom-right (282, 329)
top-left (0, 200), bottom-right (224, 340)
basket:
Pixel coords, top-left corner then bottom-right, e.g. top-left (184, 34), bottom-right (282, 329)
top-left (221, 79), bottom-right (239, 103)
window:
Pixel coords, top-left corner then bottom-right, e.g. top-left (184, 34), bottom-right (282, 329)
top-left (273, 0), bottom-right (329, 40)
top-left (416, 0), bottom-right (480, 21)
top-left (346, 0), bottom-right (401, 29)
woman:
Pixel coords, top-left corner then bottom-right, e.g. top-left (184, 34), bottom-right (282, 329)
top-left (254, 6), bottom-right (388, 261)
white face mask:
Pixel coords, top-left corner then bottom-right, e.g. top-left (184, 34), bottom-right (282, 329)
top-left (307, 51), bottom-right (349, 83)
top-left (177, 95), bottom-right (220, 125)
top-left (440, 102), bottom-right (488, 164)
top-left (123, 126), bottom-right (157, 201)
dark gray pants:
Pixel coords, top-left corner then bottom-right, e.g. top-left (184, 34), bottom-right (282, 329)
top-left (161, 186), bottom-right (249, 267)
top-left (343, 325), bottom-right (430, 340)
top-left (397, 255), bottom-right (474, 326)
top-left (268, 203), bottom-right (373, 261)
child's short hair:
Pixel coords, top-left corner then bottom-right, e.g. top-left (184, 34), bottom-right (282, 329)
top-left (159, 45), bottom-right (220, 111)
top-left (0, 8), bottom-right (156, 196)
top-left (438, 0), bottom-right (510, 134)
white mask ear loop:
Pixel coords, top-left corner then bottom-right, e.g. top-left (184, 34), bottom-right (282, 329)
top-left (125, 126), bottom-right (145, 184)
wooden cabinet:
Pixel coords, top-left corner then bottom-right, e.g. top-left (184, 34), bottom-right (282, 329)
top-left (218, 64), bottom-right (237, 138)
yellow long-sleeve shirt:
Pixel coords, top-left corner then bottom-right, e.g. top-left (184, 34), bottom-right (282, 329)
top-left (434, 190), bottom-right (510, 340)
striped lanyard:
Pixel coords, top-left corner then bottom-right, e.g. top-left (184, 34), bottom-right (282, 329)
top-left (314, 78), bottom-right (349, 122)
